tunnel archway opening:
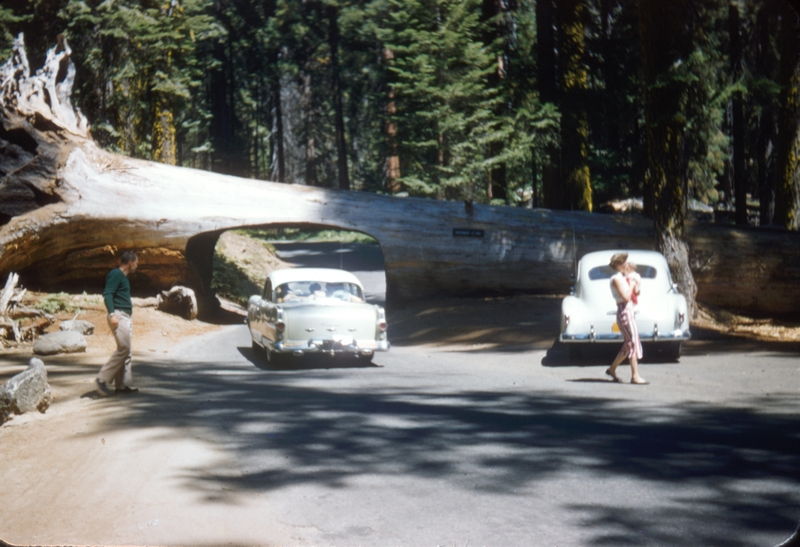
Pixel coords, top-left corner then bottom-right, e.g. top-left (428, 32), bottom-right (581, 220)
top-left (205, 225), bottom-right (387, 309)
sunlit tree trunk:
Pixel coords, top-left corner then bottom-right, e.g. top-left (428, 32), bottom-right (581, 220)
top-left (775, 6), bottom-right (800, 230)
top-left (383, 47), bottom-right (401, 194)
top-left (638, 0), bottom-right (697, 317)
top-left (301, 70), bottom-right (318, 186)
top-left (557, 0), bottom-right (591, 212)
top-left (152, 98), bottom-right (177, 166)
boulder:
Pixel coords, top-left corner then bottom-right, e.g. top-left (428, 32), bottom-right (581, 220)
top-left (59, 319), bottom-right (95, 335)
top-left (0, 357), bottom-right (52, 425)
top-left (157, 286), bottom-right (198, 320)
top-left (33, 330), bottom-right (87, 355)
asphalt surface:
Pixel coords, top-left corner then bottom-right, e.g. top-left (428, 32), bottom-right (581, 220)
top-left (1, 243), bottom-right (798, 547)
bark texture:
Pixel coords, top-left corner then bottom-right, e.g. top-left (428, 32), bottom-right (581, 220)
top-left (638, 0), bottom-right (698, 317)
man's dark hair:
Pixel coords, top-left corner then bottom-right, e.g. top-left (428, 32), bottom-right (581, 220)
top-left (120, 250), bottom-right (138, 265)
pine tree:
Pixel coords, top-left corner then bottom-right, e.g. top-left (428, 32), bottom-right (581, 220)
top-left (378, 0), bottom-right (507, 200)
top-left (61, 0), bottom-right (223, 165)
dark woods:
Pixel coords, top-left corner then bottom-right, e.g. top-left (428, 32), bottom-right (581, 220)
top-left (0, 0), bottom-right (798, 230)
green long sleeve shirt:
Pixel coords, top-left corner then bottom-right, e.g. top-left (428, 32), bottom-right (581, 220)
top-left (103, 268), bottom-right (133, 315)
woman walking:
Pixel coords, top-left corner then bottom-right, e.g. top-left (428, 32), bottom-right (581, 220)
top-left (605, 252), bottom-right (648, 384)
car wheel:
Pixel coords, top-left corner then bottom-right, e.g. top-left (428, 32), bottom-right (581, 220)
top-left (665, 341), bottom-right (682, 361)
top-left (568, 344), bottom-right (582, 361)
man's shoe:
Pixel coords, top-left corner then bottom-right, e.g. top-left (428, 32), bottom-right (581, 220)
top-left (115, 386), bottom-right (140, 394)
top-left (95, 379), bottom-right (113, 397)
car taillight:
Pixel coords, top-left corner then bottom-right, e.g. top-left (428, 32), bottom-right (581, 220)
top-left (564, 314), bottom-right (570, 326)
top-left (276, 321), bottom-right (286, 332)
top-left (678, 312), bottom-right (685, 325)
top-left (378, 321), bottom-right (387, 332)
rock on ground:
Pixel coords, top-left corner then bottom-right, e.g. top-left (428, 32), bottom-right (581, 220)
top-left (33, 330), bottom-right (87, 355)
top-left (157, 286), bottom-right (198, 320)
top-left (0, 357), bottom-right (52, 425)
top-left (59, 319), bottom-right (94, 335)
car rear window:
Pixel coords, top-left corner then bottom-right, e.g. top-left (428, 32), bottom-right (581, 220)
top-left (587, 264), bottom-right (657, 280)
top-left (275, 281), bottom-right (364, 302)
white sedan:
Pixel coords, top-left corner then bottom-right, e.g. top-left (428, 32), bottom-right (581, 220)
top-left (559, 250), bottom-right (691, 360)
top-left (247, 268), bottom-right (390, 364)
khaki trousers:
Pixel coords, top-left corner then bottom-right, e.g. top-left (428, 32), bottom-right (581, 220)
top-left (98, 311), bottom-right (133, 388)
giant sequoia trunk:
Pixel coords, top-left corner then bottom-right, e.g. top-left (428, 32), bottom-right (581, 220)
top-left (3, 35), bottom-right (800, 318)
top-left (556, 0), bottom-right (592, 212)
top-left (775, 6), bottom-right (800, 229)
top-left (638, 0), bottom-right (698, 318)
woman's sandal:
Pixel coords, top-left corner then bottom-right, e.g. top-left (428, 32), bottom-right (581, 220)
top-left (631, 378), bottom-right (649, 385)
top-left (605, 368), bottom-right (622, 383)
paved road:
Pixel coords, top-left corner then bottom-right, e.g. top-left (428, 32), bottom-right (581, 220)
top-left (1, 244), bottom-right (799, 547)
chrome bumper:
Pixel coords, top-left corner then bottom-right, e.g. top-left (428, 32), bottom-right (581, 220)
top-left (272, 338), bottom-right (391, 356)
top-left (560, 329), bottom-right (691, 343)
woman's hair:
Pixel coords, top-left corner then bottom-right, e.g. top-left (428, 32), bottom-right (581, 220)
top-left (609, 252), bottom-right (628, 270)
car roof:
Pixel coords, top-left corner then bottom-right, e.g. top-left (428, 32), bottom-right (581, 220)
top-left (268, 268), bottom-right (363, 287)
top-left (579, 249), bottom-right (666, 270)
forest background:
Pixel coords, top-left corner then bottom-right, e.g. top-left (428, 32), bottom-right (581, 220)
top-left (0, 0), bottom-right (799, 231)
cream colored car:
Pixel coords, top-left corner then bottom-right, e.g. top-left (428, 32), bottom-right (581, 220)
top-left (247, 268), bottom-right (389, 364)
top-left (559, 250), bottom-right (691, 360)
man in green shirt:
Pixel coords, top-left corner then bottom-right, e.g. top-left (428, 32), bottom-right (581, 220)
top-left (95, 251), bottom-right (139, 397)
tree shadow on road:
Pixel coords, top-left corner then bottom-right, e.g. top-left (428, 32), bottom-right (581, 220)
top-left (78, 346), bottom-right (800, 547)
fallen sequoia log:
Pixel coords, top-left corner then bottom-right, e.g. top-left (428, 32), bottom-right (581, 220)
top-left (2, 35), bottom-right (800, 319)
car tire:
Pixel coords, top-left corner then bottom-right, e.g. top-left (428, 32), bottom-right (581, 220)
top-left (568, 344), bottom-right (582, 361)
top-left (665, 341), bottom-right (682, 362)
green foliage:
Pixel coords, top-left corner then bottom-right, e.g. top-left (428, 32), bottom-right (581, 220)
top-left (0, 6), bottom-right (30, 62)
top-left (211, 254), bottom-right (259, 305)
top-left (60, 0), bottom-right (224, 162)
top-left (35, 293), bottom-right (80, 314)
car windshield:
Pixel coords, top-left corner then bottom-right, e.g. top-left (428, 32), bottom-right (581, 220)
top-left (275, 281), bottom-right (364, 303)
top-left (586, 264), bottom-right (657, 280)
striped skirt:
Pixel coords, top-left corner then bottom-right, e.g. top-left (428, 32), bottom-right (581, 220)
top-left (617, 301), bottom-right (643, 360)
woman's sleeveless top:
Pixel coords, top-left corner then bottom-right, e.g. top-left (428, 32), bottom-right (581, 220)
top-left (610, 272), bottom-right (627, 304)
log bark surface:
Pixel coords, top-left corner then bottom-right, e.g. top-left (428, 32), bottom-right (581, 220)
top-left (2, 36), bottom-right (800, 318)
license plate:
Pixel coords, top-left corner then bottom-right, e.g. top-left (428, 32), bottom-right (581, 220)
top-left (611, 322), bottom-right (620, 333)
